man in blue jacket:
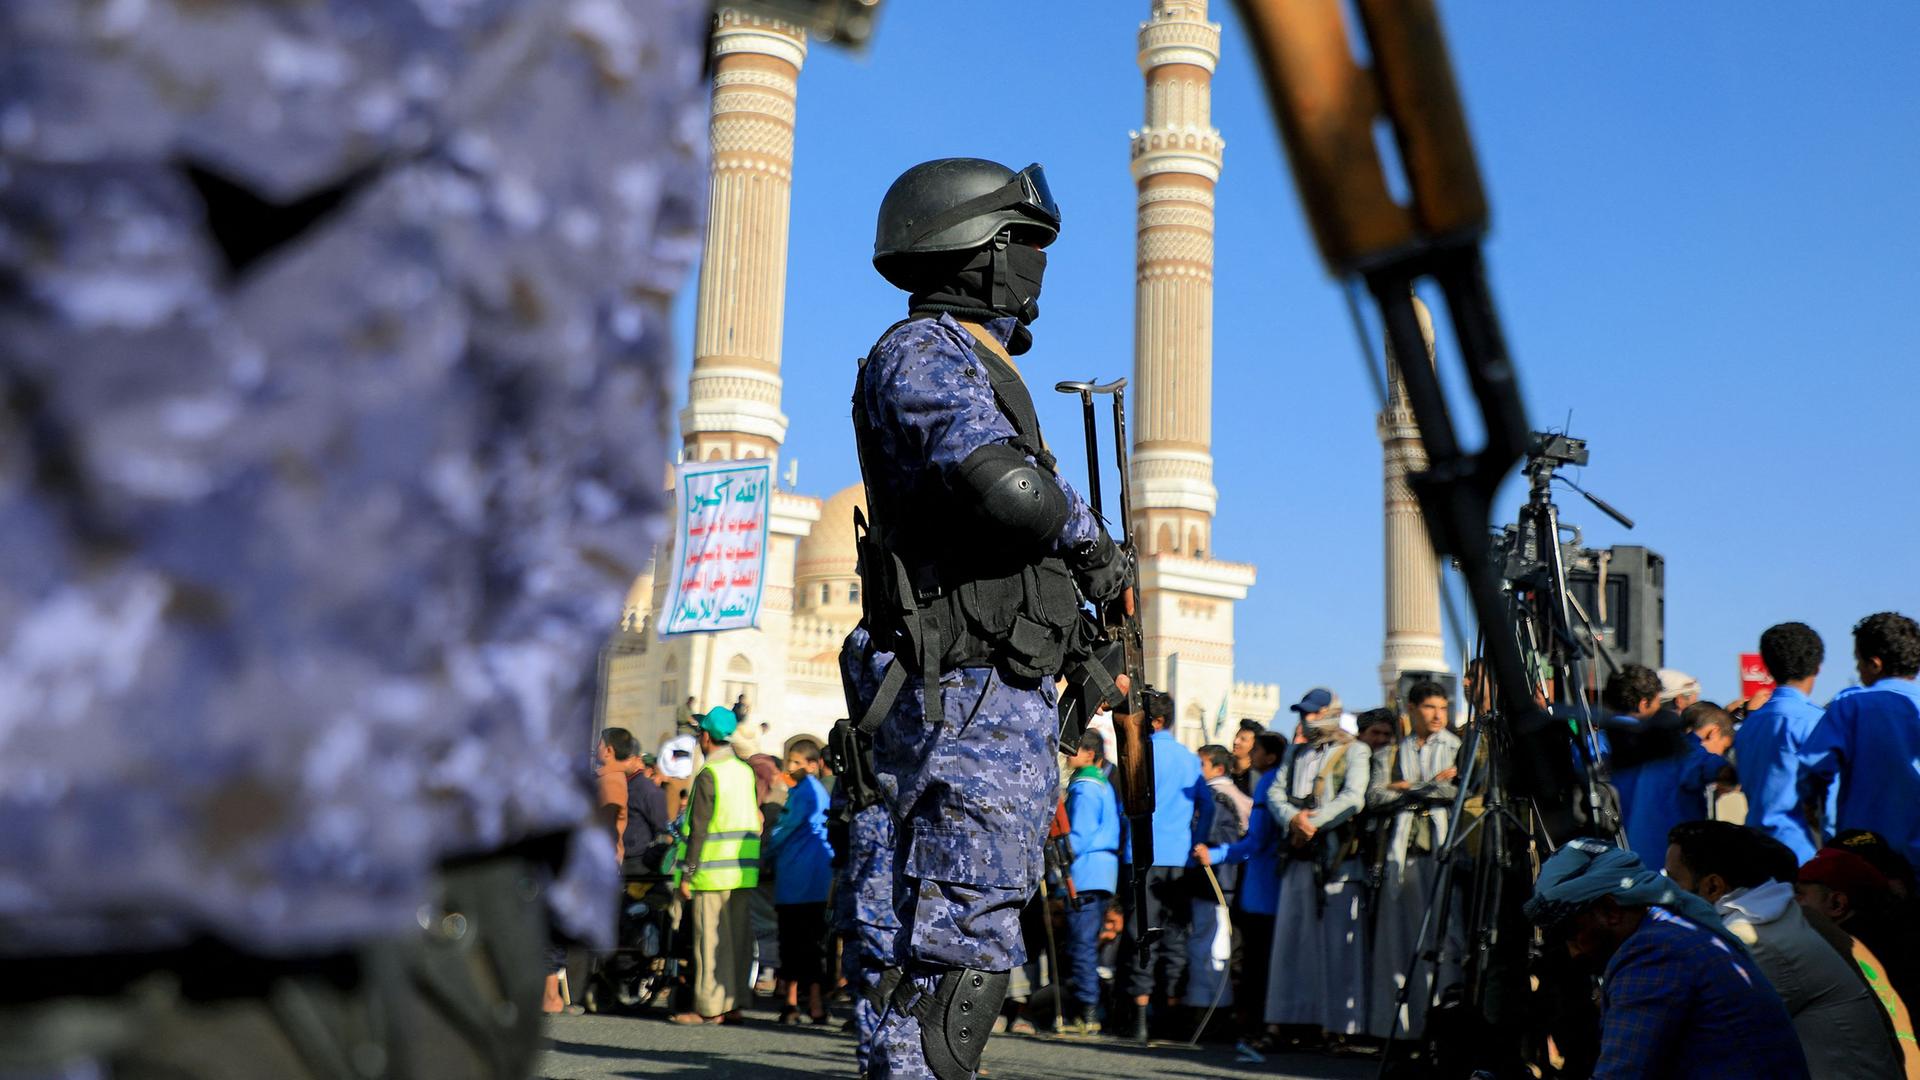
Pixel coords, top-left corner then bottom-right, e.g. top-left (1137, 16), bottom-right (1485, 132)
top-left (1117, 689), bottom-right (1206, 1042)
top-left (1616, 704), bottom-right (1734, 862)
top-left (1804, 611), bottom-right (1920, 869)
top-left (1735, 622), bottom-right (1830, 863)
top-left (768, 742), bottom-right (835, 1025)
top-left (1196, 731), bottom-right (1286, 1036)
top-left (1062, 731), bottom-right (1120, 1035)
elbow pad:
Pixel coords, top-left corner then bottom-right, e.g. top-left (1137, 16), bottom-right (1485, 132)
top-left (955, 443), bottom-right (1069, 547)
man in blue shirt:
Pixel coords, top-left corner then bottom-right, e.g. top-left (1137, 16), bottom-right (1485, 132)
top-left (1804, 611), bottom-right (1920, 870)
top-left (1195, 731), bottom-right (1286, 1038)
top-left (1598, 665), bottom-right (1671, 823)
top-left (1616, 703), bottom-right (1733, 861)
top-left (1736, 622), bottom-right (1830, 863)
top-left (1062, 732), bottom-right (1120, 1035)
top-left (1117, 689), bottom-right (1206, 1043)
top-left (768, 742), bottom-right (834, 1025)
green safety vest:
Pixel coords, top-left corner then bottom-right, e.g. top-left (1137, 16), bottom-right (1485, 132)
top-left (673, 756), bottom-right (761, 892)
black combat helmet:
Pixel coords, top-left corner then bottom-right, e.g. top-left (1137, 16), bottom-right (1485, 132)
top-left (873, 158), bottom-right (1059, 289)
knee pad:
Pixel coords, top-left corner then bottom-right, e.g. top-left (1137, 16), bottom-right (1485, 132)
top-left (903, 967), bottom-right (1009, 1080)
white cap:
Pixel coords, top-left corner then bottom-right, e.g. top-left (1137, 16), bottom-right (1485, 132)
top-left (1657, 668), bottom-right (1701, 703)
top-left (658, 733), bottom-right (697, 779)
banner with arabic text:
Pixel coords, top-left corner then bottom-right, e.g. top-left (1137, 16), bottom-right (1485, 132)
top-left (660, 458), bottom-right (772, 635)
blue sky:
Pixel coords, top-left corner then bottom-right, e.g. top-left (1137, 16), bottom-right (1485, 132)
top-left (673, 1), bottom-right (1920, 711)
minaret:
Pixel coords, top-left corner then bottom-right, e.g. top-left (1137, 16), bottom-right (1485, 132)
top-left (627, 8), bottom-right (820, 746)
top-left (1377, 298), bottom-right (1450, 704)
top-left (1129, 0), bottom-right (1256, 746)
top-left (1131, 0), bottom-right (1223, 551)
top-left (680, 9), bottom-right (808, 464)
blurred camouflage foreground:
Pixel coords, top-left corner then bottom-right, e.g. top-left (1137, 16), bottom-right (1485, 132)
top-left (0, 0), bottom-right (711, 1074)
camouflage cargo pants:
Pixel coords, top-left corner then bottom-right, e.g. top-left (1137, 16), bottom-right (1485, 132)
top-left (868, 666), bottom-right (1057, 1078)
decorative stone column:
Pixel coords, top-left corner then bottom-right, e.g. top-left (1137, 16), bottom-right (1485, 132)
top-left (1129, 0), bottom-right (1256, 745)
top-left (680, 9), bottom-right (807, 465)
top-left (1130, 0), bottom-right (1225, 558)
top-left (1378, 298), bottom-right (1450, 704)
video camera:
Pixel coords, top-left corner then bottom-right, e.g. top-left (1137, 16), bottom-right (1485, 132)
top-left (1528, 432), bottom-right (1588, 469)
top-left (1486, 432), bottom-right (1663, 677)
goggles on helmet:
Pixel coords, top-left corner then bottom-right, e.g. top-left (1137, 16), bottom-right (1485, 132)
top-left (1008, 164), bottom-right (1060, 230)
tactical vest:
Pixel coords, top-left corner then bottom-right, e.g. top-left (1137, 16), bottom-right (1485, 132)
top-left (847, 317), bottom-right (1086, 731)
top-left (1284, 738), bottom-right (1363, 866)
top-left (673, 756), bottom-right (761, 892)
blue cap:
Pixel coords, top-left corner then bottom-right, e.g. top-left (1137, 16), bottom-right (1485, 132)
top-left (1290, 688), bottom-right (1333, 714)
top-left (698, 706), bottom-right (738, 740)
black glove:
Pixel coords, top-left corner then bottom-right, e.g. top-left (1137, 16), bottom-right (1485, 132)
top-left (1068, 531), bottom-right (1128, 606)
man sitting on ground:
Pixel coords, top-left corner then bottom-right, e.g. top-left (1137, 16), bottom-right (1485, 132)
top-left (1665, 820), bottom-right (1901, 1078)
top-left (1525, 839), bottom-right (1809, 1079)
top-left (1798, 845), bottom-right (1920, 1019)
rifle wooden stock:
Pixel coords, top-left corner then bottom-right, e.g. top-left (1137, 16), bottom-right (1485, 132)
top-left (1046, 798), bottom-right (1079, 903)
top-left (1233, 0), bottom-right (1487, 276)
top-left (1112, 707), bottom-right (1155, 865)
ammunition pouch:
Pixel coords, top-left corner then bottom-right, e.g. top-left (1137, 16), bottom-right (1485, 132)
top-left (829, 717), bottom-right (884, 813)
top-left (1056, 637), bottom-right (1125, 747)
top-left (1406, 807), bottom-right (1439, 857)
top-left (864, 965), bottom-right (904, 1015)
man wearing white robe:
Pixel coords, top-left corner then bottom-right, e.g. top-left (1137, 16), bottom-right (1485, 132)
top-left (1265, 703), bottom-right (1373, 1039)
top-left (1365, 683), bottom-right (1464, 1039)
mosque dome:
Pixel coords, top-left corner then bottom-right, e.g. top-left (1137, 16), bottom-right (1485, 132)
top-left (795, 483), bottom-right (865, 619)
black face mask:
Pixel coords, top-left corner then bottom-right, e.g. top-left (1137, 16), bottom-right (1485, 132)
top-left (907, 236), bottom-right (1048, 355)
top-left (996, 242), bottom-right (1046, 325)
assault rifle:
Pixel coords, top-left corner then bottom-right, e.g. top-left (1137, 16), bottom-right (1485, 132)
top-left (1231, 0), bottom-right (1558, 1067)
top-left (1055, 378), bottom-right (1157, 942)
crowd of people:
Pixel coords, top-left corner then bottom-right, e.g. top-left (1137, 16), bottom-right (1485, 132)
top-left (595, 609), bottom-right (1920, 1078)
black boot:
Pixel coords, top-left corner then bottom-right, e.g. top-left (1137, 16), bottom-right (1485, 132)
top-left (1129, 1003), bottom-right (1150, 1045)
top-left (1076, 1004), bottom-right (1103, 1036)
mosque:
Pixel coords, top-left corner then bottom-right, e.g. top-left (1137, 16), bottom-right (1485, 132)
top-left (599, 1), bottom-right (1446, 756)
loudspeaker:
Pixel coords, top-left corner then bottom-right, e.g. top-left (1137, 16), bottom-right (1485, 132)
top-left (1565, 545), bottom-right (1664, 674)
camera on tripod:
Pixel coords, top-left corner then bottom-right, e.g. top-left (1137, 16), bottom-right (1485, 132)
top-left (1485, 432), bottom-right (1665, 676)
top-left (1528, 432), bottom-right (1588, 469)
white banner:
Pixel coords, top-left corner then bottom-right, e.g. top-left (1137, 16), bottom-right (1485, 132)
top-left (660, 458), bottom-right (773, 635)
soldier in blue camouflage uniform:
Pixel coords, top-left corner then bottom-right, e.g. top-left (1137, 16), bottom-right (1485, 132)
top-left (848, 802), bottom-right (901, 1067)
top-left (0, 2), bottom-right (717, 1075)
top-left (840, 159), bottom-right (1128, 1079)
top-left (838, 626), bottom-right (902, 1072)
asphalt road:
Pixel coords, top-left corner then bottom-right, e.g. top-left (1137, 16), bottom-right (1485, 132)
top-left (536, 1005), bottom-right (1375, 1080)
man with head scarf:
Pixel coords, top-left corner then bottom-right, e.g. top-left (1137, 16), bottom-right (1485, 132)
top-left (1262, 694), bottom-right (1372, 1043)
top-left (1525, 839), bottom-right (1810, 1079)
